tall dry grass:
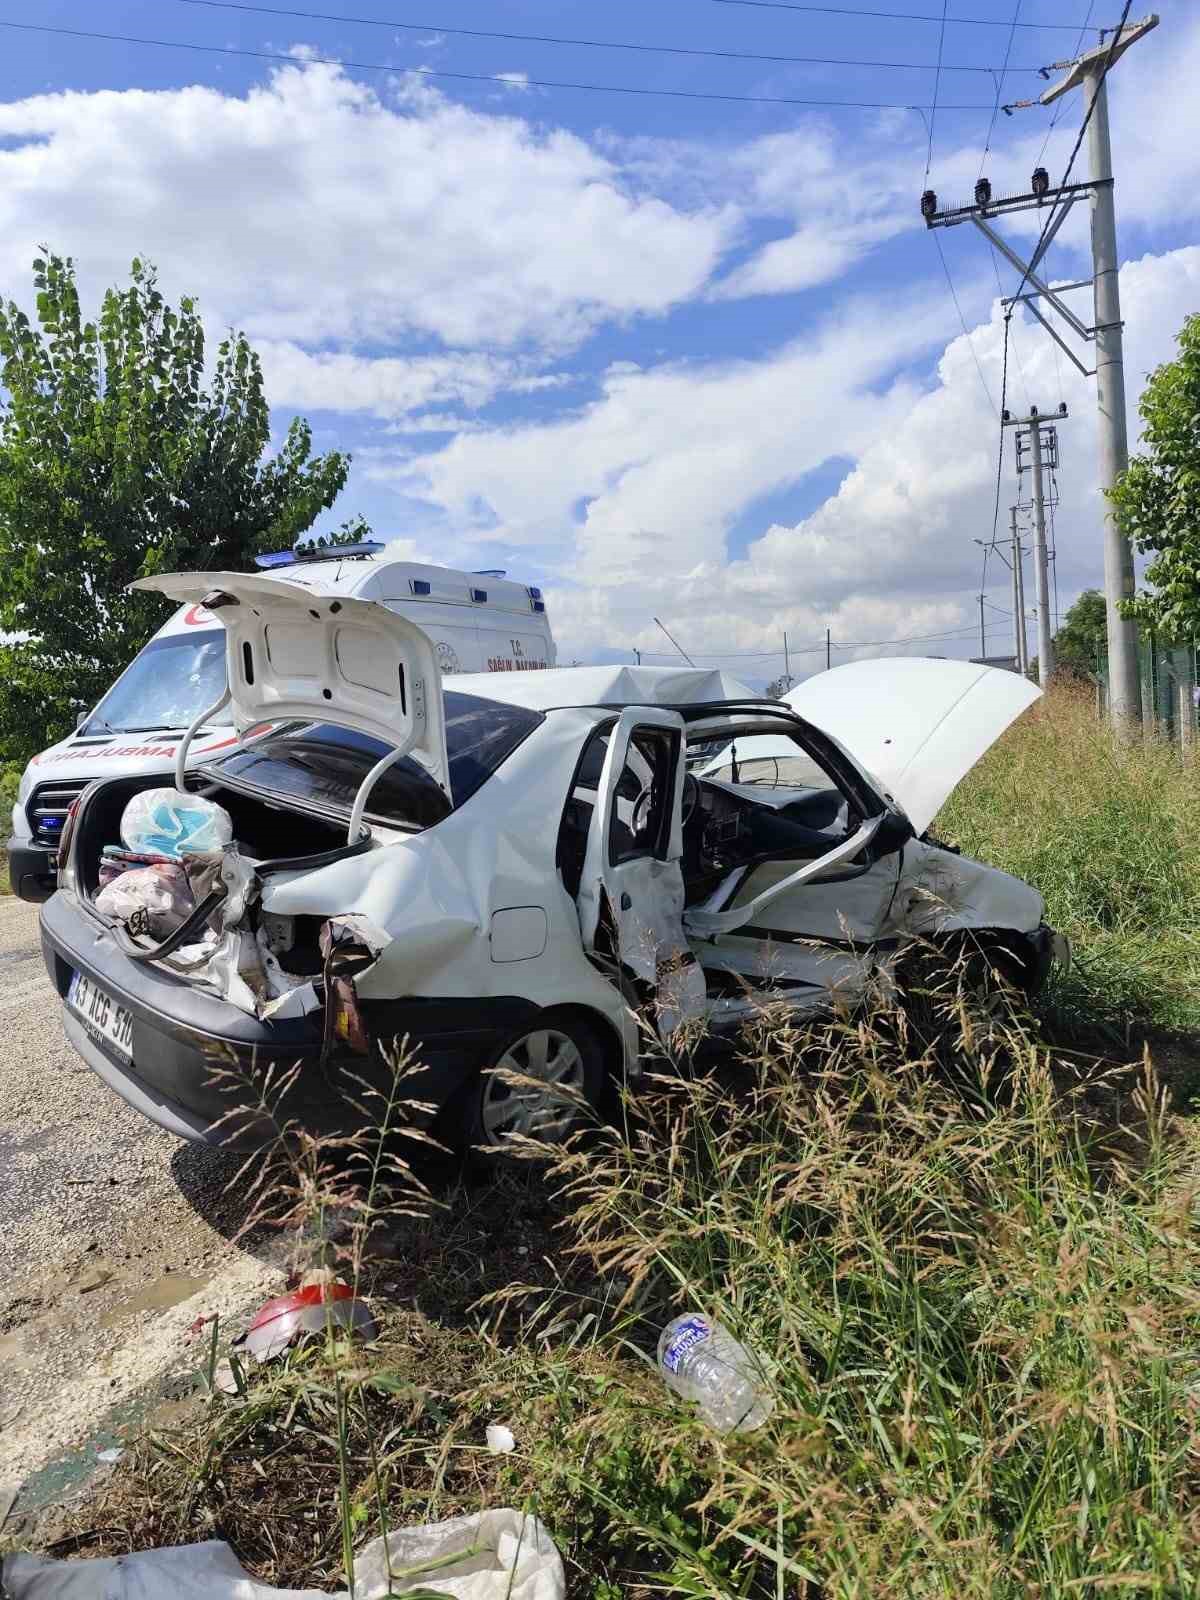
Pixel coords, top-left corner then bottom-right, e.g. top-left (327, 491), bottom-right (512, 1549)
top-left (487, 985), bottom-right (1200, 1598)
top-left (939, 680), bottom-right (1200, 1033)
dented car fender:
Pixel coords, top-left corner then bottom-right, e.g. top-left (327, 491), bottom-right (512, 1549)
top-left (887, 839), bottom-right (1046, 939)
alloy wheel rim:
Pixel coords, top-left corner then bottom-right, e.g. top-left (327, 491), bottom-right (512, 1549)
top-left (479, 1028), bottom-right (586, 1145)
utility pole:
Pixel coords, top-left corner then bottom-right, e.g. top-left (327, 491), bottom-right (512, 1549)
top-left (1003, 407), bottom-right (1066, 685)
top-left (1010, 507), bottom-right (1028, 675)
top-left (1041, 27), bottom-right (1151, 725)
top-left (920, 14), bottom-right (1158, 722)
top-left (825, 627), bottom-right (831, 672)
top-left (783, 630), bottom-right (791, 689)
top-left (978, 593), bottom-right (986, 659)
top-left (1028, 417), bottom-right (1054, 683)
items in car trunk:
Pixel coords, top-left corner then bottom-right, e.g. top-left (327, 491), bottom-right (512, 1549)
top-left (94, 861), bottom-right (195, 937)
top-left (120, 787), bottom-right (233, 859)
top-left (98, 845), bottom-right (179, 887)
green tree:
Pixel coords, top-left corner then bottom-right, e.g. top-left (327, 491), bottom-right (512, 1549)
top-left (0, 252), bottom-right (353, 760)
top-left (1052, 587), bottom-right (1107, 678)
top-left (1112, 311), bottom-right (1200, 641)
top-left (295, 512), bottom-right (375, 556)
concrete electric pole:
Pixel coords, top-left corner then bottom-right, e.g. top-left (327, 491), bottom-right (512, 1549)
top-left (1010, 506), bottom-right (1028, 675)
top-left (1040, 25), bottom-right (1153, 724)
top-left (921, 13), bottom-right (1158, 722)
top-left (1003, 407), bottom-right (1066, 685)
top-left (1028, 414), bottom-right (1054, 683)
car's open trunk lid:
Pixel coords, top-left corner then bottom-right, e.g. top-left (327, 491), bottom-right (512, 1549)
top-left (132, 570), bottom-right (451, 800)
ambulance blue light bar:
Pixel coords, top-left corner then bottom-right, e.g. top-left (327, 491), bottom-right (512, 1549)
top-left (254, 541), bottom-right (385, 569)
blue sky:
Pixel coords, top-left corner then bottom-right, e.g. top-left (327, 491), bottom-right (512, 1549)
top-left (0, 0), bottom-right (1196, 680)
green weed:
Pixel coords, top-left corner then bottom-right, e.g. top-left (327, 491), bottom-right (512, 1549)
top-left (939, 681), bottom-right (1200, 1032)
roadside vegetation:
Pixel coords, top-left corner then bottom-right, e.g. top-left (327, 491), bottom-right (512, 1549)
top-left (0, 762), bottom-right (18, 894)
top-left (941, 678), bottom-right (1200, 1039)
top-left (21, 684), bottom-right (1200, 1597)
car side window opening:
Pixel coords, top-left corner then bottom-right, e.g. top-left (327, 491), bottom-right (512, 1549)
top-left (609, 727), bottom-right (676, 864)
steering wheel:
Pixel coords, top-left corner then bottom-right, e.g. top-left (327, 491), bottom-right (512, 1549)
top-left (681, 771), bottom-right (700, 825)
top-left (631, 772), bottom-right (701, 838)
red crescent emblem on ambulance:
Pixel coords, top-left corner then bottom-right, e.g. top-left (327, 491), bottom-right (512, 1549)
top-left (183, 604), bottom-right (211, 626)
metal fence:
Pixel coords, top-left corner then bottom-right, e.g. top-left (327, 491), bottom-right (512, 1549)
top-left (1097, 633), bottom-right (1200, 740)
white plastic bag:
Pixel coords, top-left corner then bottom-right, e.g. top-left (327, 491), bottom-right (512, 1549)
top-left (2, 1512), bottom-right (565, 1600)
top-left (120, 787), bottom-right (233, 859)
top-left (95, 863), bottom-right (194, 936)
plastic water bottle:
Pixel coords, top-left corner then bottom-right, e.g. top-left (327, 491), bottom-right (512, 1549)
top-left (657, 1314), bottom-right (773, 1433)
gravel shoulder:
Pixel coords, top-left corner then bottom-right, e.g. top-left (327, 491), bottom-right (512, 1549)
top-left (0, 897), bottom-right (283, 1489)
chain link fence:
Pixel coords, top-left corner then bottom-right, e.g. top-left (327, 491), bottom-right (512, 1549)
top-left (1097, 633), bottom-right (1200, 741)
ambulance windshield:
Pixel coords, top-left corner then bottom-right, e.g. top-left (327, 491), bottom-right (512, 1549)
top-left (79, 631), bottom-right (229, 736)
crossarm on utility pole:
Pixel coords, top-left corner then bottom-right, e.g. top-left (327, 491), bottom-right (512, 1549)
top-left (1016, 296), bottom-right (1095, 377)
top-left (1027, 192), bottom-right (1079, 279)
top-left (972, 215), bottom-right (1091, 340)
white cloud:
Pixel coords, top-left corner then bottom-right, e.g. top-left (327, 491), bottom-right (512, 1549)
top-left (398, 246), bottom-right (1200, 671)
top-left (255, 341), bottom-right (518, 420)
top-left (0, 62), bottom-right (735, 353)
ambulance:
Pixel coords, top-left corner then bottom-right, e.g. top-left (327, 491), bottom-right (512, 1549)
top-left (7, 542), bottom-right (556, 902)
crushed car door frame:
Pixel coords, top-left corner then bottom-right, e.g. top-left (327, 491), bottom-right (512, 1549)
top-left (678, 700), bottom-right (913, 1001)
top-left (575, 707), bottom-right (708, 1031)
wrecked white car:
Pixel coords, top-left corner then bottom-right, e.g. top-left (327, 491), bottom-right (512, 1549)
top-left (41, 572), bottom-right (1067, 1151)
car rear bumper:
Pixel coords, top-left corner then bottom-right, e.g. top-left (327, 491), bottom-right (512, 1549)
top-left (7, 837), bottom-right (58, 903)
top-left (40, 891), bottom-right (538, 1149)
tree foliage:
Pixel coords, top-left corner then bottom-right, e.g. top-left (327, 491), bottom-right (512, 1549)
top-left (1052, 588), bottom-right (1107, 678)
top-left (0, 253), bottom-right (353, 760)
top-left (1112, 312), bottom-right (1200, 641)
top-left (295, 513), bottom-right (375, 556)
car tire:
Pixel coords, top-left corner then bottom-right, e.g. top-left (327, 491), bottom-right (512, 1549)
top-left (455, 1013), bottom-right (608, 1155)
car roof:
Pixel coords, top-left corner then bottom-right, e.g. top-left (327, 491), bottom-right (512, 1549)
top-left (448, 663), bottom-right (761, 711)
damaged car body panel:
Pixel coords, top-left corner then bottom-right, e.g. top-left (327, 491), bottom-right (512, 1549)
top-left (42, 606), bottom-right (1065, 1151)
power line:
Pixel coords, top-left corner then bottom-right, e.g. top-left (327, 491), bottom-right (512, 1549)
top-left (637, 623), bottom-right (987, 661)
top-left (978, 0), bottom-right (1022, 177)
top-left (988, 245), bottom-right (1031, 412)
top-left (1035, 0), bottom-right (1098, 167)
top-left (161, 0), bottom-right (1047, 76)
top-left (0, 19), bottom-right (999, 110)
top-left (924, 0), bottom-right (948, 181)
top-left (712, 0), bottom-right (1104, 31)
top-left (933, 232), bottom-right (997, 418)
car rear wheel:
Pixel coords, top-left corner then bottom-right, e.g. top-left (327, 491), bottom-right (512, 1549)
top-left (462, 1015), bottom-right (606, 1152)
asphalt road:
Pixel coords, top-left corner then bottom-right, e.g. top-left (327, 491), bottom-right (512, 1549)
top-left (0, 895), bottom-right (281, 1492)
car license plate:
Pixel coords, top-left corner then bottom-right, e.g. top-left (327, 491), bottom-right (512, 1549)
top-left (68, 970), bottom-right (134, 1063)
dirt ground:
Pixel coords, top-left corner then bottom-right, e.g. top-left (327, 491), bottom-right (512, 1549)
top-left (0, 896), bottom-right (284, 1498)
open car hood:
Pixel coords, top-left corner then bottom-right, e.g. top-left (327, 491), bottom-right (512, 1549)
top-left (132, 571), bottom-right (450, 797)
top-left (782, 657), bottom-right (1040, 834)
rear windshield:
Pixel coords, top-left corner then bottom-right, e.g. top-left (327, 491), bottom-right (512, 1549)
top-left (80, 629), bottom-right (228, 736)
top-left (209, 691), bottom-right (543, 829)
